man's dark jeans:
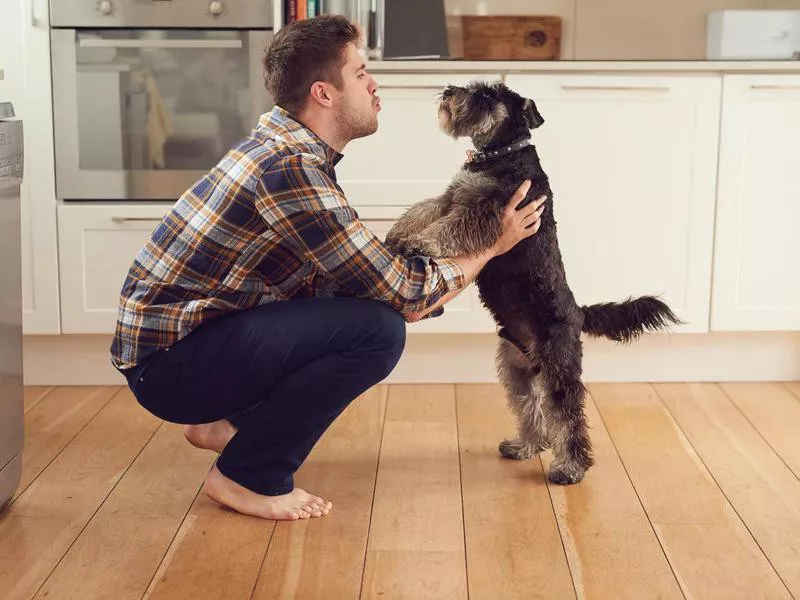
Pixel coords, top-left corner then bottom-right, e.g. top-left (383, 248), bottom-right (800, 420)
top-left (121, 297), bottom-right (406, 496)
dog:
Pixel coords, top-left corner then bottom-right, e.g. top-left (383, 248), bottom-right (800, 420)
top-left (384, 81), bottom-right (681, 485)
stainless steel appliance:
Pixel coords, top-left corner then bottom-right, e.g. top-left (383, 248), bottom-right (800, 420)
top-left (0, 101), bottom-right (24, 510)
top-left (50, 0), bottom-right (274, 200)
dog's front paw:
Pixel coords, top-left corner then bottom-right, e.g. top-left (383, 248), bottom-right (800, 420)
top-left (395, 235), bottom-right (442, 258)
top-left (547, 462), bottom-right (586, 485)
top-left (384, 234), bottom-right (402, 253)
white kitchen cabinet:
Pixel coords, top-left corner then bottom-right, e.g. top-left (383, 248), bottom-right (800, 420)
top-left (505, 74), bottom-right (721, 333)
top-left (711, 75), bottom-right (800, 331)
top-left (363, 219), bottom-right (495, 333)
top-left (1, 0), bottom-right (61, 334)
top-left (57, 204), bottom-right (172, 333)
top-left (336, 72), bottom-right (502, 208)
top-left (57, 208), bottom-right (494, 335)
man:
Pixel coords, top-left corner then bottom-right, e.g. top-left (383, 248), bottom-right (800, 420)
top-left (110, 15), bottom-right (545, 521)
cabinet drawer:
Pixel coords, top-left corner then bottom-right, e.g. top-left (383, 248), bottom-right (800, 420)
top-left (57, 204), bottom-right (171, 333)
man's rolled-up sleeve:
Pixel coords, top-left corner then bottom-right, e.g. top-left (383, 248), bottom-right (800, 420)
top-left (257, 153), bottom-right (465, 315)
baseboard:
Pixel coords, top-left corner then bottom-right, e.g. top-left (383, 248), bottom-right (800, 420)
top-left (22, 331), bottom-right (800, 386)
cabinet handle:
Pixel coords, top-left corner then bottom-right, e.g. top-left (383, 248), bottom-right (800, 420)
top-left (561, 85), bottom-right (670, 92)
top-left (30, 0), bottom-right (39, 27)
top-left (750, 85), bottom-right (800, 90)
top-left (111, 217), bottom-right (163, 223)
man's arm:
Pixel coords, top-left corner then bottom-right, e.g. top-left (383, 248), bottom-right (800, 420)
top-left (258, 153), bottom-right (544, 320)
top-left (257, 152), bottom-right (466, 317)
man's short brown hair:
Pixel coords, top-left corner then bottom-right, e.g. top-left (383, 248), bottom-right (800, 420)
top-left (263, 15), bottom-right (361, 115)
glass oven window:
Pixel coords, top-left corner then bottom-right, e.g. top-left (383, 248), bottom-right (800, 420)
top-left (74, 29), bottom-right (260, 172)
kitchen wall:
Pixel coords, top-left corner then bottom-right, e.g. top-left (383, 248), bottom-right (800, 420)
top-left (444, 0), bottom-right (800, 59)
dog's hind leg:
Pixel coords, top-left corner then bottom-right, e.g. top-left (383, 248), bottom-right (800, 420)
top-left (496, 338), bottom-right (549, 460)
top-left (539, 327), bottom-right (594, 484)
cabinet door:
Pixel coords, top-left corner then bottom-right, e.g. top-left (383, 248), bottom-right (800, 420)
top-left (336, 72), bottom-right (502, 208)
top-left (363, 219), bottom-right (495, 334)
top-left (505, 74), bottom-right (721, 333)
top-left (2, 0), bottom-right (62, 333)
top-left (57, 204), bottom-right (171, 333)
top-left (712, 75), bottom-right (800, 331)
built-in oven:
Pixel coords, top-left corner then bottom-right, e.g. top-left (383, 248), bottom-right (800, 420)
top-left (50, 0), bottom-right (274, 201)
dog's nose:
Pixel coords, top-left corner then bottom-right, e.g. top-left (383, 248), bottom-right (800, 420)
top-left (442, 86), bottom-right (455, 98)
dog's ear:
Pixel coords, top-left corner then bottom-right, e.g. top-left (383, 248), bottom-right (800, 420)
top-left (522, 98), bottom-right (544, 129)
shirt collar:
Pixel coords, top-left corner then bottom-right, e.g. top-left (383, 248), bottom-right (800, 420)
top-left (258, 105), bottom-right (344, 169)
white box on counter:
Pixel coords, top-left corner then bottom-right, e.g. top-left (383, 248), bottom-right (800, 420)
top-left (707, 10), bottom-right (800, 60)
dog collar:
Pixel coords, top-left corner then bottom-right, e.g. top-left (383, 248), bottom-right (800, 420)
top-left (466, 135), bottom-right (532, 163)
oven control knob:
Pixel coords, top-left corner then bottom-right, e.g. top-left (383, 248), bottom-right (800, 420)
top-left (96, 0), bottom-right (113, 15)
top-left (208, 1), bottom-right (225, 16)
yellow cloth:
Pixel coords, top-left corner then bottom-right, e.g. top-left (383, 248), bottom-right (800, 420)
top-left (135, 70), bottom-right (174, 169)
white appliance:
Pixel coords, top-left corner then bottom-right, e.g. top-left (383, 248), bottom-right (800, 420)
top-left (707, 10), bottom-right (800, 60)
top-left (0, 100), bottom-right (24, 510)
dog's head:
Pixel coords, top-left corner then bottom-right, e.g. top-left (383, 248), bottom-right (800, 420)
top-left (437, 81), bottom-right (544, 149)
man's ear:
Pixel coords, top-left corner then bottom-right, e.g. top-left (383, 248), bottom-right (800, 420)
top-left (522, 98), bottom-right (544, 129)
top-left (309, 81), bottom-right (333, 108)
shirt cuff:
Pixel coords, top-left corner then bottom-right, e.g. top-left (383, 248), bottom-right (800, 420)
top-left (432, 257), bottom-right (466, 292)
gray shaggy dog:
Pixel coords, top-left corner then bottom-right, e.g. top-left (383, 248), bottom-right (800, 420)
top-left (384, 81), bottom-right (680, 485)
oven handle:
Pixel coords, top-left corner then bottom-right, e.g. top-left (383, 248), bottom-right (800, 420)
top-left (78, 38), bottom-right (243, 50)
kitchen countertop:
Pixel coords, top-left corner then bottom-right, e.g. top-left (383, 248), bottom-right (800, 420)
top-left (365, 60), bottom-right (800, 74)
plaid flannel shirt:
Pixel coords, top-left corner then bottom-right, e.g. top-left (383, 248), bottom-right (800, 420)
top-left (110, 106), bottom-right (465, 370)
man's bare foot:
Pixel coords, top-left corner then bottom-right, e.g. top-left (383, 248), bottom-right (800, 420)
top-left (184, 420), bottom-right (238, 453)
top-left (203, 465), bottom-right (332, 520)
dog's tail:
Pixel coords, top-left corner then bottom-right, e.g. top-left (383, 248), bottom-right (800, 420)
top-left (580, 296), bottom-right (682, 343)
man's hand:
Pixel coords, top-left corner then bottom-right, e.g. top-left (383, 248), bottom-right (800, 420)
top-left (492, 180), bottom-right (546, 257)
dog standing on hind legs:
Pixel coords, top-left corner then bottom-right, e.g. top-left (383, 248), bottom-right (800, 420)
top-left (385, 81), bottom-right (681, 485)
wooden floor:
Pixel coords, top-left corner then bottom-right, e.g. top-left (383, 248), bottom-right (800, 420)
top-left (2, 382), bottom-right (800, 600)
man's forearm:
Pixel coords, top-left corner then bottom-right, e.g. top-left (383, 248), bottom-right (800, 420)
top-left (404, 247), bottom-right (496, 322)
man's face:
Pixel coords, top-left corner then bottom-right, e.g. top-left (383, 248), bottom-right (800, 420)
top-left (331, 42), bottom-right (380, 140)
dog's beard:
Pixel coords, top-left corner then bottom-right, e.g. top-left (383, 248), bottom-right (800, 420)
top-left (438, 98), bottom-right (506, 146)
top-left (438, 104), bottom-right (454, 135)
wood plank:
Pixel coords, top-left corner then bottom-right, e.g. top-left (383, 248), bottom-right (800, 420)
top-left (23, 386), bottom-right (52, 412)
top-left (590, 383), bottom-right (790, 600)
top-left (540, 391), bottom-right (683, 600)
top-left (251, 386), bottom-right (388, 600)
top-left (0, 388), bottom-right (161, 600)
top-left (719, 382), bottom-right (800, 480)
top-left (786, 381), bottom-right (800, 398)
top-left (361, 384), bottom-right (467, 599)
top-left (656, 382), bottom-right (800, 595)
top-left (456, 383), bottom-right (575, 600)
top-left (15, 386), bottom-right (118, 500)
top-left (144, 494), bottom-right (275, 600)
top-left (33, 423), bottom-right (215, 600)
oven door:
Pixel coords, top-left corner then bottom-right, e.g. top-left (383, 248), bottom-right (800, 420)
top-left (51, 29), bottom-right (273, 201)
